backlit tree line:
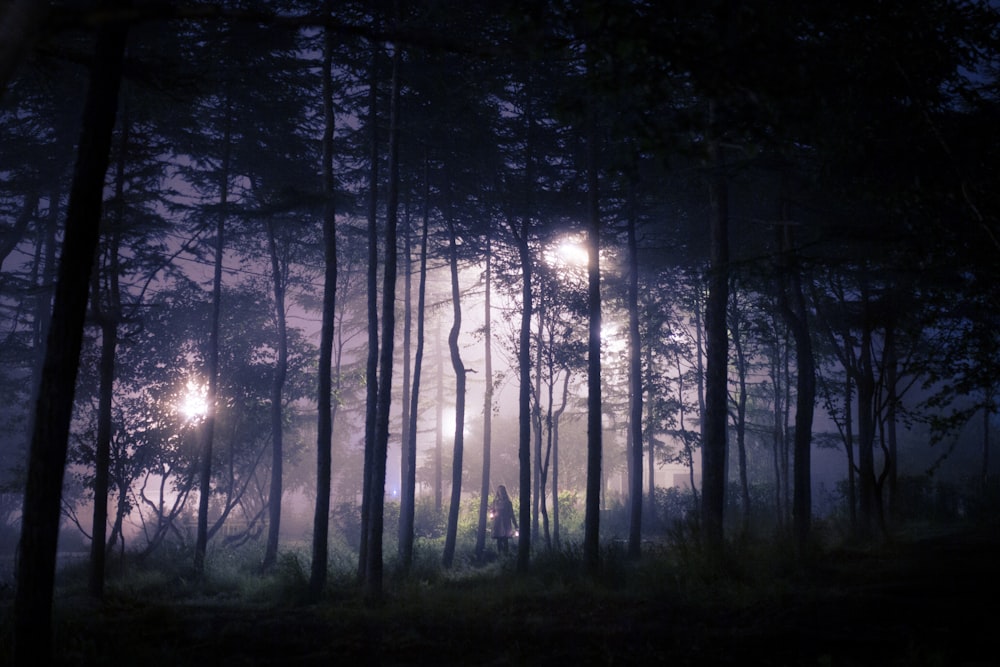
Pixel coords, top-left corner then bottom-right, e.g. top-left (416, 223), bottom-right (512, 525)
top-left (1, 1), bottom-right (999, 663)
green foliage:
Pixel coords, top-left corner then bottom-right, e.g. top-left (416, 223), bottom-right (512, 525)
top-left (413, 497), bottom-right (446, 539)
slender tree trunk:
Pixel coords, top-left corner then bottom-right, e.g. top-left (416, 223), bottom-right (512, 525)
top-left (885, 323), bottom-right (898, 523)
top-left (983, 389), bottom-right (992, 492)
top-left (262, 217), bottom-right (288, 571)
top-left (475, 240), bottom-right (493, 561)
top-left (90, 298), bottom-right (118, 598)
top-left (435, 323), bottom-right (444, 511)
top-left (702, 121), bottom-right (729, 555)
top-left (359, 7), bottom-right (382, 582)
top-left (769, 329), bottom-right (785, 529)
top-left (400, 175), bottom-right (429, 567)
top-left (777, 219), bottom-right (815, 555)
top-left (857, 288), bottom-right (877, 542)
top-left (195, 99), bottom-right (231, 575)
top-left (552, 369), bottom-right (569, 548)
top-left (645, 339), bottom-right (656, 527)
top-left (730, 292), bottom-right (751, 535)
top-left (532, 303), bottom-right (544, 538)
top-left (442, 210), bottom-right (466, 569)
top-left (365, 40), bottom-right (401, 601)
top-left (89, 106), bottom-right (128, 598)
top-left (309, 4), bottom-right (337, 600)
top-left (398, 203), bottom-right (412, 549)
top-left (626, 186), bottom-right (643, 559)
top-left (675, 350), bottom-right (698, 503)
top-left (843, 374), bottom-right (857, 528)
top-left (515, 78), bottom-right (536, 574)
top-left (541, 355), bottom-right (553, 550)
top-left (13, 2), bottom-right (128, 661)
top-left (516, 230), bottom-right (532, 572)
top-left (583, 94), bottom-right (603, 576)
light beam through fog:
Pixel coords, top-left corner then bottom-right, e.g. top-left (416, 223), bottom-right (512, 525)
top-left (178, 380), bottom-right (208, 422)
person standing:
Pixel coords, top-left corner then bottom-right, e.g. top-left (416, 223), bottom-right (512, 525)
top-left (491, 485), bottom-right (518, 555)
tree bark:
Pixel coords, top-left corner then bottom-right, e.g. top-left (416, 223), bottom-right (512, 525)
top-left (399, 175), bottom-right (429, 567)
top-left (442, 210), bottom-right (466, 569)
top-left (777, 219), bottom-right (815, 555)
top-left (358, 6), bottom-right (382, 582)
top-left (626, 185), bottom-right (643, 559)
top-left (701, 127), bottom-right (729, 555)
top-left (365, 40), bottom-right (400, 601)
top-left (729, 291), bottom-right (751, 535)
top-left (308, 0), bottom-right (337, 600)
top-left (475, 239), bottom-right (493, 561)
top-left (583, 95), bottom-right (603, 576)
top-left (13, 1), bottom-right (128, 661)
top-left (89, 104), bottom-right (128, 598)
top-left (194, 99), bottom-right (231, 575)
top-left (262, 216), bottom-right (288, 571)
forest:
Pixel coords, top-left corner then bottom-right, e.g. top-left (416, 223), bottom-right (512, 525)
top-left (1, 1), bottom-right (1000, 665)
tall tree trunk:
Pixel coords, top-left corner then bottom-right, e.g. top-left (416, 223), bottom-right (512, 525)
top-left (583, 93), bottom-right (603, 576)
top-left (626, 185), bottom-right (643, 559)
top-left (516, 229), bottom-right (532, 573)
top-left (730, 291), bottom-right (751, 535)
top-left (532, 303), bottom-right (544, 538)
top-left (769, 328), bottom-right (785, 529)
top-left (308, 2), bottom-right (337, 599)
top-left (442, 210), bottom-right (466, 569)
top-left (676, 349), bottom-right (698, 501)
top-left (857, 286), bottom-right (877, 542)
top-left (365, 40), bottom-right (400, 601)
top-left (701, 122), bottom-right (729, 555)
top-left (475, 239), bottom-right (493, 561)
top-left (541, 352), bottom-right (553, 550)
top-left (843, 374), bottom-right (857, 529)
top-left (435, 323), bottom-right (444, 511)
top-left (644, 339), bottom-right (656, 527)
top-left (399, 175), bottom-right (429, 567)
top-left (398, 202), bottom-right (412, 550)
top-left (194, 100), bottom-right (231, 575)
top-left (983, 388), bottom-right (993, 492)
top-left (358, 19), bottom-right (380, 583)
top-left (262, 217), bottom-right (288, 571)
top-left (777, 219), bottom-right (815, 555)
top-left (884, 322), bottom-right (898, 523)
top-left (552, 369), bottom-right (569, 548)
top-left (89, 105), bottom-right (128, 598)
top-left (13, 2), bottom-right (128, 661)
top-left (515, 78), bottom-right (536, 574)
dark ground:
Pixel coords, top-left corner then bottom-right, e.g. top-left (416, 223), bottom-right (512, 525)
top-left (6, 526), bottom-right (1000, 666)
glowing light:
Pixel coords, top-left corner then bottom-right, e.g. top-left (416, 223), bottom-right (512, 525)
top-left (543, 234), bottom-right (589, 269)
top-left (179, 380), bottom-right (208, 422)
top-left (602, 322), bottom-right (628, 354)
top-left (555, 239), bottom-right (589, 266)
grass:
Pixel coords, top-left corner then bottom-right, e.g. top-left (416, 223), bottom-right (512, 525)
top-left (2, 518), bottom-right (998, 665)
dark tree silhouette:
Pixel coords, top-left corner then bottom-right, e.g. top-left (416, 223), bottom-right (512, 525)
top-left (13, 0), bottom-right (130, 661)
top-left (308, 0), bottom-right (338, 599)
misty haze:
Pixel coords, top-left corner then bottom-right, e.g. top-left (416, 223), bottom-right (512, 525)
top-left (1, 1), bottom-right (999, 665)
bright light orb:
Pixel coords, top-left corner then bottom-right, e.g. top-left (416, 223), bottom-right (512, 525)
top-left (544, 235), bottom-right (589, 269)
top-left (555, 239), bottom-right (589, 267)
top-left (179, 381), bottom-right (208, 422)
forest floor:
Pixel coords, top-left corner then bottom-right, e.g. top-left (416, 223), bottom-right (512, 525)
top-left (4, 523), bottom-right (1000, 666)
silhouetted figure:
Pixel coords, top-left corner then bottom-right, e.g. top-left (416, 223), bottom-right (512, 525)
top-left (491, 485), bottom-right (518, 555)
